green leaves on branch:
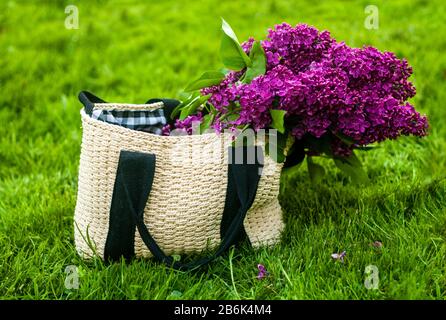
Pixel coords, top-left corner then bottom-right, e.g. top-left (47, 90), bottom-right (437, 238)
top-left (174, 19), bottom-right (373, 186)
top-left (171, 92), bottom-right (198, 120)
top-left (220, 18), bottom-right (267, 82)
top-left (305, 135), bottom-right (333, 157)
top-left (220, 18), bottom-right (251, 70)
top-left (199, 113), bottom-right (215, 134)
top-left (171, 93), bottom-right (211, 120)
top-left (269, 109), bottom-right (286, 134)
top-left (182, 18), bottom-right (267, 103)
top-left (357, 145), bottom-right (378, 151)
top-left (334, 152), bottom-right (369, 184)
top-left (184, 71), bottom-right (225, 92)
top-left (334, 132), bottom-right (356, 146)
top-left (242, 40), bottom-right (266, 84)
top-left (220, 18), bottom-right (267, 83)
top-left (179, 94), bottom-right (211, 120)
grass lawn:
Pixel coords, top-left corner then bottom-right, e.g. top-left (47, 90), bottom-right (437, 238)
top-left (0, 0), bottom-right (445, 299)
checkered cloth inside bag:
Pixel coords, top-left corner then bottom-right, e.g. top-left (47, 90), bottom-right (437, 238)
top-left (92, 109), bottom-right (166, 135)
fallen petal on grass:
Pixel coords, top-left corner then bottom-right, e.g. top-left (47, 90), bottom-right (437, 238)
top-left (371, 241), bottom-right (383, 248)
top-left (331, 251), bottom-right (347, 263)
top-left (257, 264), bottom-right (269, 280)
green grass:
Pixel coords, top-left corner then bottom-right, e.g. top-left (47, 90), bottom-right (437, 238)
top-left (0, 0), bottom-right (445, 299)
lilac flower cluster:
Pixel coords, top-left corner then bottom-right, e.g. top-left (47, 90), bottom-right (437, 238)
top-left (162, 113), bottom-right (203, 136)
top-left (200, 23), bottom-right (428, 156)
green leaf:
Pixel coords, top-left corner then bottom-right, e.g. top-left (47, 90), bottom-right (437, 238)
top-left (334, 152), bottom-right (369, 184)
top-left (220, 37), bottom-right (246, 70)
top-left (220, 18), bottom-right (251, 70)
top-left (357, 145), bottom-right (378, 151)
top-left (179, 94), bottom-right (210, 120)
top-left (242, 41), bottom-right (266, 84)
top-left (170, 92), bottom-right (200, 120)
top-left (285, 133), bottom-right (296, 157)
top-left (226, 113), bottom-right (240, 122)
top-left (305, 134), bottom-right (333, 156)
top-left (334, 132), bottom-right (356, 146)
top-left (199, 113), bottom-right (214, 134)
top-left (269, 109), bottom-right (287, 134)
top-left (340, 151), bottom-right (362, 167)
top-left (179, 98), bottom-right (199, 120)
top-left (307, 157), bottom-right (326, 184)
top-left (219, 67), bottom-right (231, 75)
top-left (177, 91), bottom-right (192, 100)
top-left (184, 71), bottom-right (225, 92)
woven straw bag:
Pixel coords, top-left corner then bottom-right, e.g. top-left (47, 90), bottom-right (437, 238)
top-left (74, 92), bottom-right (284, 269)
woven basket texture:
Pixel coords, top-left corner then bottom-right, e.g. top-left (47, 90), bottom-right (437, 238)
top-left (74, 103), bottom-right (284, 259)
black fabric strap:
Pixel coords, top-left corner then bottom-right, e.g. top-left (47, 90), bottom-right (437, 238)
top-left (105, 147), bottom-right (263, 270)
top-left (220, 146), bottom-right (264, 244)
top-left (78, 91), bottom-right (107, 116)
top-left (104, 151), bottom-right (156, 261)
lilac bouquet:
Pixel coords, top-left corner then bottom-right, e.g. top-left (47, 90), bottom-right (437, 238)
top-left (166, 19), bottom-right (428, 182)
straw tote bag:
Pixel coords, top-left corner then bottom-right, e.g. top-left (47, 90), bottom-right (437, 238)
top-left (74, 91), bottom-right (285, 270)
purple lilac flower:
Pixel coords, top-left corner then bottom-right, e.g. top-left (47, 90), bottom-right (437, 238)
top-left (161, 124), bottom-right (172, 136)
top-left (262, 23), bottom-right (335, 74)
top-left (162, 113), bottom-right (203, 136)
top-left (201, 71), bottom-right (240, 112)
top-left (173, 23), bottom-right (428, 153)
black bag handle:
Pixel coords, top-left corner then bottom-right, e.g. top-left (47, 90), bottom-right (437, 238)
top-left (106, 147), bottom-right (263, 270)
top-left (78, 91), bottom-right (181, 125)
top-left (78, 91), bottom-right (107, 116)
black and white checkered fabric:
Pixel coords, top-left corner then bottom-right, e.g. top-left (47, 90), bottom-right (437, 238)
top-left (91, 109), bottom-right (166, 135)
